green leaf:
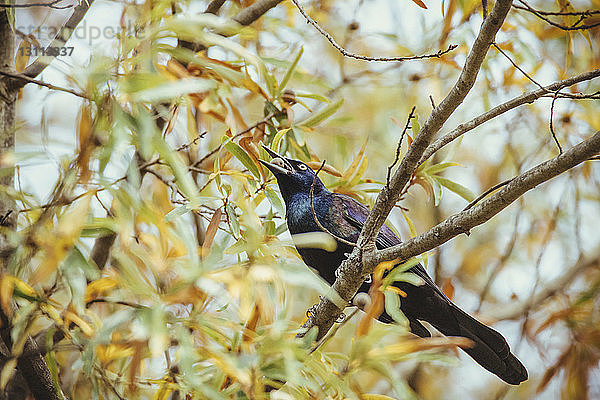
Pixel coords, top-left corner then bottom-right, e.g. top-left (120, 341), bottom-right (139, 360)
top-left (130, 78), bottom-right (216, 102)
top-left (425, 162), bottom-right (461, 175)
top-left (298, 98), bottom-right (344, 128)
top-left (295, 92), bottom-right (331, 103)
top-left (271, 128), bottom-right (291, 153)
top-left (433, 175), bottom-right (475, 202)
top-left (384, 290), bottom-right (409, 326)
top-left (223, 140), bottom-right (260, 179)
top-left (383, 257), bottom-right (422, 286)
top-left (265, 188), bottom-right (285, 217)
top-left (278, 47), bottom-right (303, 95)
top-left (226, 205), bottom-right (240, 237)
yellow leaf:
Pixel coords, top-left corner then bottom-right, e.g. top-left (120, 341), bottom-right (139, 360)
top-left (0, 358), bottom-right (17, 390)
top-left (85, 276), bottom-right (119, 302)
top-left (0, 276), bottom-right (13, 316)
top-left (342, 138), bottom-right (368, 181)
top-left (305, 161), bottom-right (342, 177)
top-left (202, 208), bottom-right (222, 257)
top-left (15, 40), bottom-right (30, 73)
top-left (76, 105), bottom-right (94, 183)
top-left (64, 311), bottom-right (94, 337)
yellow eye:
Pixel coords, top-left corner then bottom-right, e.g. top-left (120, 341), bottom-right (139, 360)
top-left (297, 164), bottom-right (307, 171)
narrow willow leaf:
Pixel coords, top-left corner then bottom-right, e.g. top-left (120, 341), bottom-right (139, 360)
top-left (271, 128), bottom-right (291, 153)
top-left (433, 175), bottom-right (476, 202)
top-left (342, 138), bottom-right (368, 181)
top-left (202, 208), bottom-right (222, 257)
top-left (224, 140), bottom-right (260, 179)
top-left (291, 232), bottom-right (337, 252)
top-left (298, 98), bottom-right (344, 128)
top-left (295, 92), bottom-right (331, 103)
top-left (131, 78), bottom-right (216, 102)
top-left (278, 47), bottom-right (303, 95)
top-left (425, 161), bottom-right (461, 175)
top-left (265, 188), bottom-right (285, 217)
top-left (384, 290), bottom-right (409, 326)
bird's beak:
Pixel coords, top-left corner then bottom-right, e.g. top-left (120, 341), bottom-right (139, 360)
top-left (259, 159), bottom-right (289, 175)
top-left (260, 144), bottom-right (292, 176)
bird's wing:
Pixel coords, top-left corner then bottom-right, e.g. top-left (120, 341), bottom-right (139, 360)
top-left (334, 193), bottom-right (443, 295)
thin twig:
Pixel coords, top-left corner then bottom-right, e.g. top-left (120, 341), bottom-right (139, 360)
top-left (463, 177), bottom-right (514, 212)
top-left (387, 106), bottom-right (416, 186)
top-left (513, 3), bottom-right (600, 16)
top-left (0, 70), bottom-right (87, 98)
top-left (193, 113), bottom-right (275, 168)
top-left (0, 0), bottom-right (73, 8)
top-left (549, 91), bottom-right (564, 154)
top-left (492, 43), bottom-right (545, 91)
top-left (514, 0), bottom-right (600, 31)
top-left (290, 0), bottom-right (457, 62)
top-left (309, 308), bottom-right (359, 354)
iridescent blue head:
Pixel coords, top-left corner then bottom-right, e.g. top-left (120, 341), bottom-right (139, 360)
top-left (259, 145), bottom-right (327, 206)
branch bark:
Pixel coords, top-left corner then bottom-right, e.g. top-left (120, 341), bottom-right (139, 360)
top-left (300, 0), bottom-right (515, 340)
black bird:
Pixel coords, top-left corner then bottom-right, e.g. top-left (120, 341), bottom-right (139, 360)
top-left (259, 146), bottom-right (528, 385)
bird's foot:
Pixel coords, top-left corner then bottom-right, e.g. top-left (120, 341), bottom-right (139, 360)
top-left (335, 312), bottom-right (346, 323)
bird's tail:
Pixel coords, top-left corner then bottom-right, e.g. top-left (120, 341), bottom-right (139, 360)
top-left (433, 303), bottom-right (528, 385)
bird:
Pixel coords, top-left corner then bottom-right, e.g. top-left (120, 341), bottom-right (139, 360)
top-left (259, 145), bottom-right (528, 385)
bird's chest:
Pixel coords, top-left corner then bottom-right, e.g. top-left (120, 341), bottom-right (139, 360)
top-left (285, 194), bottom-right (330, 234)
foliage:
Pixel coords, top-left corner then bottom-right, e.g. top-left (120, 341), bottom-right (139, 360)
top-left (2, 0), bottom-right (600, 399)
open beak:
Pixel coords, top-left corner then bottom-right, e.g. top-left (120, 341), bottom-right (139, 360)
top-left (260, 144), bottom-right (292, 176)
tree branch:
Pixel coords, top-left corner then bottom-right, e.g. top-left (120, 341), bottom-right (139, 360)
top-left (376, 131), bottom-right (600, 264)
top-left (290, 0), bottom-right (457, 62)
top-left (300, 0), bottom-right (515, 340)
top-left (419, 68), bottom-right (600, 165)
top-left (6, 0), bottom-right (96, 90)
top-left (233, 0), bottom-right (283, 26)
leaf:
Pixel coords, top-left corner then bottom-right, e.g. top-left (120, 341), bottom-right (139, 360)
top-left (224, 140), bottom-right (261, 179)
top-left (202, 208), bottom-right (222, 257)
top-left (130, 78), bottom-right (216, 102)
top-left (15, 40), bottom-right (30, 73)
top-left (433, 175), bottom-right (475, 202)
top-left (77, 104), bottom-right (93, 183)
top-left (342, 138), bottom-right (368, 181)
top-left (411, 0), bottom-right (427, 9)
top-left (305, 161), bottom-right (342, 177)
top-left (425, 161), bottom-right (461, 175)
top-left (291, 232), bottom-right (337, 252)
top-left (0, 358), bottom-right (17, 390)
top-left (384, 290), bottom-right (409, 325)
top-left (298, 98), bottom-right (344, 128)
top-left (271, 128), bottom-right (291, 153)
top-left (278, 47), bottom-right (303, 95)
top-left (401, 210), bottom-right (417, 238)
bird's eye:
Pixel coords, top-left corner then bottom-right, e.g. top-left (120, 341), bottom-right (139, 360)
top-left (297, 164), bottom-right (307, 171)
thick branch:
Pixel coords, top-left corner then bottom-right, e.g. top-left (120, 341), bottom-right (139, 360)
top-left (300, 0), bottom-right (514, 340)
top-left (233, 0), bottom-right (283, 26)
top-left (375, 131), bottom-right (600, 264)
top-left (357, 0), bottom-right (513, 250)
top-left (420, 68), bottom-right (600, 164)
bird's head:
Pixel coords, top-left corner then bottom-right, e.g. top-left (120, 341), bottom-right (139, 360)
top-left (259, 145), bottom-right (327, 205)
